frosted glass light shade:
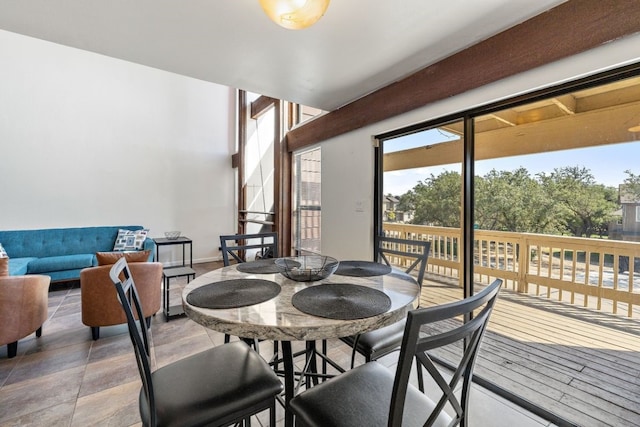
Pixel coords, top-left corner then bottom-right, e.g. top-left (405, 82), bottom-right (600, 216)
top-left (259, 0), bottom-right (330, 30)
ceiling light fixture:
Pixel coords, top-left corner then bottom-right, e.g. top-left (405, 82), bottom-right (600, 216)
top-left (629, 124), bottom-right (640, 132)
top-left (259, 0), bottom-right (330, 30)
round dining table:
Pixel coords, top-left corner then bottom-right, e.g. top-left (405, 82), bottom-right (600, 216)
top-left (182, 259), bottom-right (420, 427)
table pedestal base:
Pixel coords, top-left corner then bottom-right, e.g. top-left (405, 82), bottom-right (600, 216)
top-left (276, 341), bottom-right (346, 427)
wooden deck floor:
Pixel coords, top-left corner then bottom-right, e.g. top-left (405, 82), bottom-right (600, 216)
top-left (420, 274), bottom-right (640, 427)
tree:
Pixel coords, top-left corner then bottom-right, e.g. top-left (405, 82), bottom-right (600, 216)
top-left (474, 168), bottom-right (557, 233)
top-left (623, 170), bottom-right (640, 199)
top-left (395, 165), bottom-right (618, 236)
top-left (409, 171), bottom-right (461, 227)
top-left (538, 166), bottom-right (617, 237)
top-left (396, 192), bottom-right (415, 213)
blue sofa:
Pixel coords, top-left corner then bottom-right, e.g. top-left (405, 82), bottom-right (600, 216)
top-left (0, 226), bottom-right (155, 282)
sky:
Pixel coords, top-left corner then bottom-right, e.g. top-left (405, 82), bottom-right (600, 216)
top-left (383, 130), bottom-right (640, 196)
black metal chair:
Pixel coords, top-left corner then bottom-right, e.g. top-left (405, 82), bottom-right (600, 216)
top-left (220, 231), bottom-right (278, 265)
top-left (290, 279), bottom-right (502, 427)
top-left (220, 232), bottom-right (280, 350)
top-left (340, 235), bottom-right (431, 368)
top-left (109, 257), bottom-right (283, 427)
top-left (221, 232), bottom-right (340, 390)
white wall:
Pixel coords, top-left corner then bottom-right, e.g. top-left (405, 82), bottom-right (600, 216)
top-left (320, 33), bottom-right (640, 261)
top-left (4, 29), bottom-right (640, 264)
top-left (0, 30), bottom-right (236, 264)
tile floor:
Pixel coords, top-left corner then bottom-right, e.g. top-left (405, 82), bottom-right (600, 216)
top-left (0, 262), bottom-right (555, 426)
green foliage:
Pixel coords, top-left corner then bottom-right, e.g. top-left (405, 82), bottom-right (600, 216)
top-left (623, 170), bottom-right (640, 199)
top-left (538, 166), bottom-right (617, 237)
top-left (475, 168), bottom-right (557, 233)
top-left (398, 165), bottom-right (620, 236)
top-left (410, 171), bottom-right (462, 227)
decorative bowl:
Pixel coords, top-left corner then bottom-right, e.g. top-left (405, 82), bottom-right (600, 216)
top-left (275, 255), bottom-right (339, 282)
top-left (164, 231), bottom-right (181, 240)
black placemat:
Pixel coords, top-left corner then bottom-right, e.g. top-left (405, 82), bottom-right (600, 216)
top-left (236, 258), bottom-right (278, 274)
top-left (291, 283), bottom-right (392, 320)
top-left (334, 260), bottom-right (392, 277)
top-left (186, 279), bottom-right (281, 309)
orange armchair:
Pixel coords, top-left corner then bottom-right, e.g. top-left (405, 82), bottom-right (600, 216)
top-left (0, 275), bottom-right (50, 358)
top-left (80, 262), bottom-right (162, 340)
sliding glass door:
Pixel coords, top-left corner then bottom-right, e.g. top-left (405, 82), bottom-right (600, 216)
top-left (379, 120), bottom-right (465, 303)
top-left (376, 67), bottom-right (640, 426)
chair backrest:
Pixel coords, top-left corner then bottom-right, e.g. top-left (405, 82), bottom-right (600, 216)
top-left (220, 232), bottom-right (278, 266)
top-left (389, 279), bottom-right (502, 427)
top-left (109, 258), bottom-right (156, 426)
top-left (376, 235), bottom-right (431, 286)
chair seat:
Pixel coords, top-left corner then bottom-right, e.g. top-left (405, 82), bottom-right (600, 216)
top-left (141, 341), bottom-right (283, 427)
top-left (289, 361), bottom-right (452, 427)
top-left (341, 319), bottom-right (406, 360)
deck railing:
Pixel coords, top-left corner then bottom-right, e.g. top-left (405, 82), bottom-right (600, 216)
top-left (383, 223), bottom-right (640, 317)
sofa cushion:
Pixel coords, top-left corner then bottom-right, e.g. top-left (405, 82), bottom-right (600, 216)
top-left (27, 254), bottom-right (95, 274)
top-left (96, 250), bottom-right (151, 266)
top-left (113, 229), bottom-right (149, 251)
top-left (8, 257), bottom-right (35, 276)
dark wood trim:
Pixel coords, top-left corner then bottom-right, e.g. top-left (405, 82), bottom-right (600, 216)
top-left (279, 105), bottom-right (295, 256)
top-left (237, 90), bottom-right (247, 235)
top-left (287, 0), bottom-right (640, 151)
top-left (279, 138), bottom-right (293, 256)
top-left (251, 95), bottom-right (277, 119)
top-left (273, 99), bottom-right (282, 241)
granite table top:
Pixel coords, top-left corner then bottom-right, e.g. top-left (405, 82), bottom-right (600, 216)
top-left (181, 262), bottom-right (420, 341)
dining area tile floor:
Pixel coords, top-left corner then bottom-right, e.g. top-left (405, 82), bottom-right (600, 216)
top-left (0, 261), bottom-right (554, 426)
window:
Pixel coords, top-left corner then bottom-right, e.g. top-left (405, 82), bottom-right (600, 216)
top-left (293, 147), bottom-right (321, 254)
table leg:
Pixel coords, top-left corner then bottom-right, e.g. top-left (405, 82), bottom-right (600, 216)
top-left (322, 339), bottom-right (328, 382)
top-left (306, 341), bottom-right (319, 387)
top-left (162, 274), bottom-right (167, 319)
top-left (282, 341), bottom-right (294, 427)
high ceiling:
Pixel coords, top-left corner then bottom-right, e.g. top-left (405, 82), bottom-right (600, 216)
top-left (0, 0), bottom-right (565, 111)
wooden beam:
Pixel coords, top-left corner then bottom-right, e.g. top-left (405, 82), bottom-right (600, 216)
top-left (238, 90), bottom-right (248, 235)
top-left (441, 123), bottom-right (463, 135)
top-left (384, 139), bottom-right (463, 171)
top-left (384, 101), bottom-right (640, 171)
top-left (251, 96), bottom-right (277, 119)
top-left (490, 111), bottom-right (518, 127)
top-left (552, 94), bottom-right (577, 115)
top-left (287, 0), bottom-right (640, 152)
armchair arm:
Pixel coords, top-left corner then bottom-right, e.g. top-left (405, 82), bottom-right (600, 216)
top-left (0, 275), bottom-right (50, 346)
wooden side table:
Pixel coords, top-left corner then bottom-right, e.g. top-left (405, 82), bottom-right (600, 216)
top-left (153, 236), bottom-right (196, 321)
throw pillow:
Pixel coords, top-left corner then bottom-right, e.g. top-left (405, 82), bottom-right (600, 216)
top-left (0, 243), bottom-right (8, 276)
top-left (96, 250), bottom-right (151, 266)
top-left (113, 229), bottom-right (149, 251)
